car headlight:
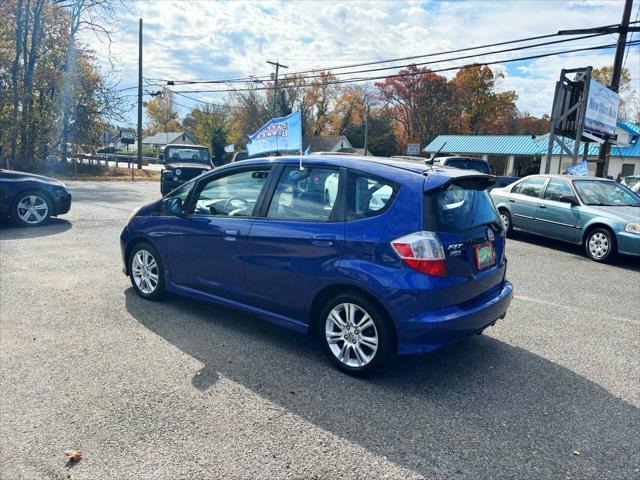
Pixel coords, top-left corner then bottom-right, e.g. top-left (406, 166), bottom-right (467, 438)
top-left (127, 206), bottom-right (141, 224)
top-left (625, 222), bottom-right (640, 234)
top-left (175, 169), bottom-right (182, 176)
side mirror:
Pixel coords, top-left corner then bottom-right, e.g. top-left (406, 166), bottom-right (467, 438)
top-left (162, 197), bottom-right (183, 215)
top-left (559, 194), bottom-right (579, 205)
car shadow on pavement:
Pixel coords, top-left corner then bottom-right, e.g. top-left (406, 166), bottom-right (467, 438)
top-left (125, 289), bottom-right (639, 479)
top-left (511, 231), bottom-right (640, 272)
top-left (0, 217), bottom-right (72, 239)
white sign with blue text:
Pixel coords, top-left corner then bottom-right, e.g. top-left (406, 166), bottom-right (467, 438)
top-left (584, 79), bottom-right (619, 137)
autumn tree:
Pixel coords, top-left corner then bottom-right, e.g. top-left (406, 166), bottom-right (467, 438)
top-left (146, 88), bottom-right (181, 135)
top-left (450, 65), bottom-right (518, 135)
top-left (187, 104), bottom-right (229, 165)
top-left (376, 65), bottom-right (453, 148)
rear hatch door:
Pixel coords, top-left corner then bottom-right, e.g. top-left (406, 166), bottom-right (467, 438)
top-left (424, 176), bottom-right (506, 305)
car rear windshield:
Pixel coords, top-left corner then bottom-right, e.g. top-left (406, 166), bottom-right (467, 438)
top-left (445, 158), bottom-right (491, 175)
top-left (424, 180), bottom-right (500, 233)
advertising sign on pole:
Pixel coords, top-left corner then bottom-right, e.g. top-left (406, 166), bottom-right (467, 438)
top-left (584, 79), bottom-right (619, 137)
top-left (407, 142), bottom-right (421, 156)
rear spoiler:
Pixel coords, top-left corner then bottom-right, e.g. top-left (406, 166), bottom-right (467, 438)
top-left (424, 174), bottom-right (497, 192)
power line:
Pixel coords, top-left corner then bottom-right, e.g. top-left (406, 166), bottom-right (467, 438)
top-left (160, 22), bottom-right (638, 86)
top-left (170, 40), bottom-right (639, 95)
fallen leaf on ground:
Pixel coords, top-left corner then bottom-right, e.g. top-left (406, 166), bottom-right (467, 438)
top-left (64, 450), bottom-right (82, 462)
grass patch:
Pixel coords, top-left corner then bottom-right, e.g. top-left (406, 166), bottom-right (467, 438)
top-left (57, 169), bottom-right (160, 182)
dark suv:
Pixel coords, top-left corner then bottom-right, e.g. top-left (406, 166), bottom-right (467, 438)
top-left (160, 144), bottom-right (213, 195)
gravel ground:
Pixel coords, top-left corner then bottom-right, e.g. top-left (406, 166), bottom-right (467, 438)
top-left (1, 181), bottom-right (639, 480)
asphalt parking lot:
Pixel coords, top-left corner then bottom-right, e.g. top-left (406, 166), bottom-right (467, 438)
top-left (1, 181), bottom-right (639, 480)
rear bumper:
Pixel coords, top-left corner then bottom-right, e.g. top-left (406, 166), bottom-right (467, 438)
top-left (616, 231), bottom-right (640, 257)
top-left (396, 281), bottom-right (513, 354)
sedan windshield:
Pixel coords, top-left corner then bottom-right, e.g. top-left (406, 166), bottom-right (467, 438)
top-left (573, 180), bottom-right (640, 206)
top-left (164, 146), bottom-right (210, 164)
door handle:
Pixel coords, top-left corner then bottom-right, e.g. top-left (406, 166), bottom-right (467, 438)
top-left (508, 199), bottom-right (515, 203)
top-left (224, 229), bottom-right (241, 241)
top-left (311, 233), bottom-right (336, 246)
top-left (539, 204), bottom-right (546, 209)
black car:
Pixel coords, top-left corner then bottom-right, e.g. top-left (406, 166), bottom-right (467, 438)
top-left (160, 144), bottom-right (213, 195)
top-left (0, 169), bottom-right (72, 226)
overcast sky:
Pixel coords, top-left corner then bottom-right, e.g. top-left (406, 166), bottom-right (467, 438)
top-left (84, 0), bottom-right (640, 127)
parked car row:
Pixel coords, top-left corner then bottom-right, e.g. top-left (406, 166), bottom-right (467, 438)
top-left (491, 175), bottom-right (640, 262)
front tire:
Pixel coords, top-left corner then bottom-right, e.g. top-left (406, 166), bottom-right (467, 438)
top-left (12, 190), bottom-right (52, 227)
top-left (320, 294), bottom-right (394, 375)
top-left (129, 242), bottom-right (165, 300)
top-left (499, 208), bottom-right (512, 236)
top-left (585, 228), bottom-right (617, 263)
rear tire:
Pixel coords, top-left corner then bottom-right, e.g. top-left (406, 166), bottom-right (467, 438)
top-left (319, 294), bottom-right (394, 376)
top-left (129, 242), bottom-right (165, 300)
top-left (584, 228), bottom-right (617, 263)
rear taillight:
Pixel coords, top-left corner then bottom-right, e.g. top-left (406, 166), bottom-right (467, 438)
top-left (391, 231), bottom-right (447, 277)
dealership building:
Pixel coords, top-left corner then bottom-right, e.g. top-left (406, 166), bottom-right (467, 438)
top-left (423, 120), bottom-right (640, 178)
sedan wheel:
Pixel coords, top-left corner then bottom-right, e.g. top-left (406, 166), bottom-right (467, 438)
top-left (129, 243), bottom-right (165, 299)
top-left (14, 193), bottom-right (50, 226)
top-left (499, 209), bottom-right (511, 234)
top-left (585, 228), bottom-right (617, 262)
top-left (321, 295), bottom-right (393, 375)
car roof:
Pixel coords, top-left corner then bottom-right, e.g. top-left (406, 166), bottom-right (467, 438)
top-left (164, 144), bottom-right (208, 149)
top-left (218, 154), bottom-right (494, 189)
top-left (529, 174), bottom-right (614, 182)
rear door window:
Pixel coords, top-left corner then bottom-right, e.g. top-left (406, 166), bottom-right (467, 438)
top-left (267, 166), bottom-right (341, 222)
top-left (512, 177), bottom-right (547, 198)
top-left (424, 181), bottom-right (500, 233)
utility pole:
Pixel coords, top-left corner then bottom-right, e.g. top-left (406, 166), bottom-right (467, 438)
top-left (137, 18), bottom-right (143, 171)
top-left (597, 0), bottom-right (633, 178)
top-left (267, 60), bottom-right (288, 118)
top-left (363, 103), bottom-right (370, 156)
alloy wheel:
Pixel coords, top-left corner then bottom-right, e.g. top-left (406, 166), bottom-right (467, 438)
top-left (17, 195), bottom-right (49, 225)
top-left (500, 211), bottom-right (510, 231)
top-left (325, 303), bottom-right (378, 368)
top-left (588, 232), bottom-right (609, 259)
top-left (131, 249), bottom-right (159, 294)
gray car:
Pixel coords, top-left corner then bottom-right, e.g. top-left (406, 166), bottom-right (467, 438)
top-left (490, 174), bottom-right (640, 262)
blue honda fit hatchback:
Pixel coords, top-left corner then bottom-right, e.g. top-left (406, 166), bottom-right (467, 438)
top-left (120, 155), bottom-right (513, 374)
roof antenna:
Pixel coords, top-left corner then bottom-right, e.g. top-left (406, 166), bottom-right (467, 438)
top-left (428, 141), bottom-right (447, 164)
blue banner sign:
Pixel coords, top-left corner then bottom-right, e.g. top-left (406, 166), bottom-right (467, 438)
top-left (247, 111), bottom-right (302, 156)
top-left (564, 160), bottom-right (589, 176)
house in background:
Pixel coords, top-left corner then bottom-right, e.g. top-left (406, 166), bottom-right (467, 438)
top-left (423, 120), bottom-right (640, 178)
top-left (302, 135), bottom-right (373, 156)
top-left (142, 131), bottom-right (199, 150)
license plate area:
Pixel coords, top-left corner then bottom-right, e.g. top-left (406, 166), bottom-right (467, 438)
top-left (474, 242), bottom-right (496, 270)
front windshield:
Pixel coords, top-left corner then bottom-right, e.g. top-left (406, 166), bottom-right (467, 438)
top-left (164, 146), bottom-right (210, 164)
top-left (573, 180), bottom-right (640, 207)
